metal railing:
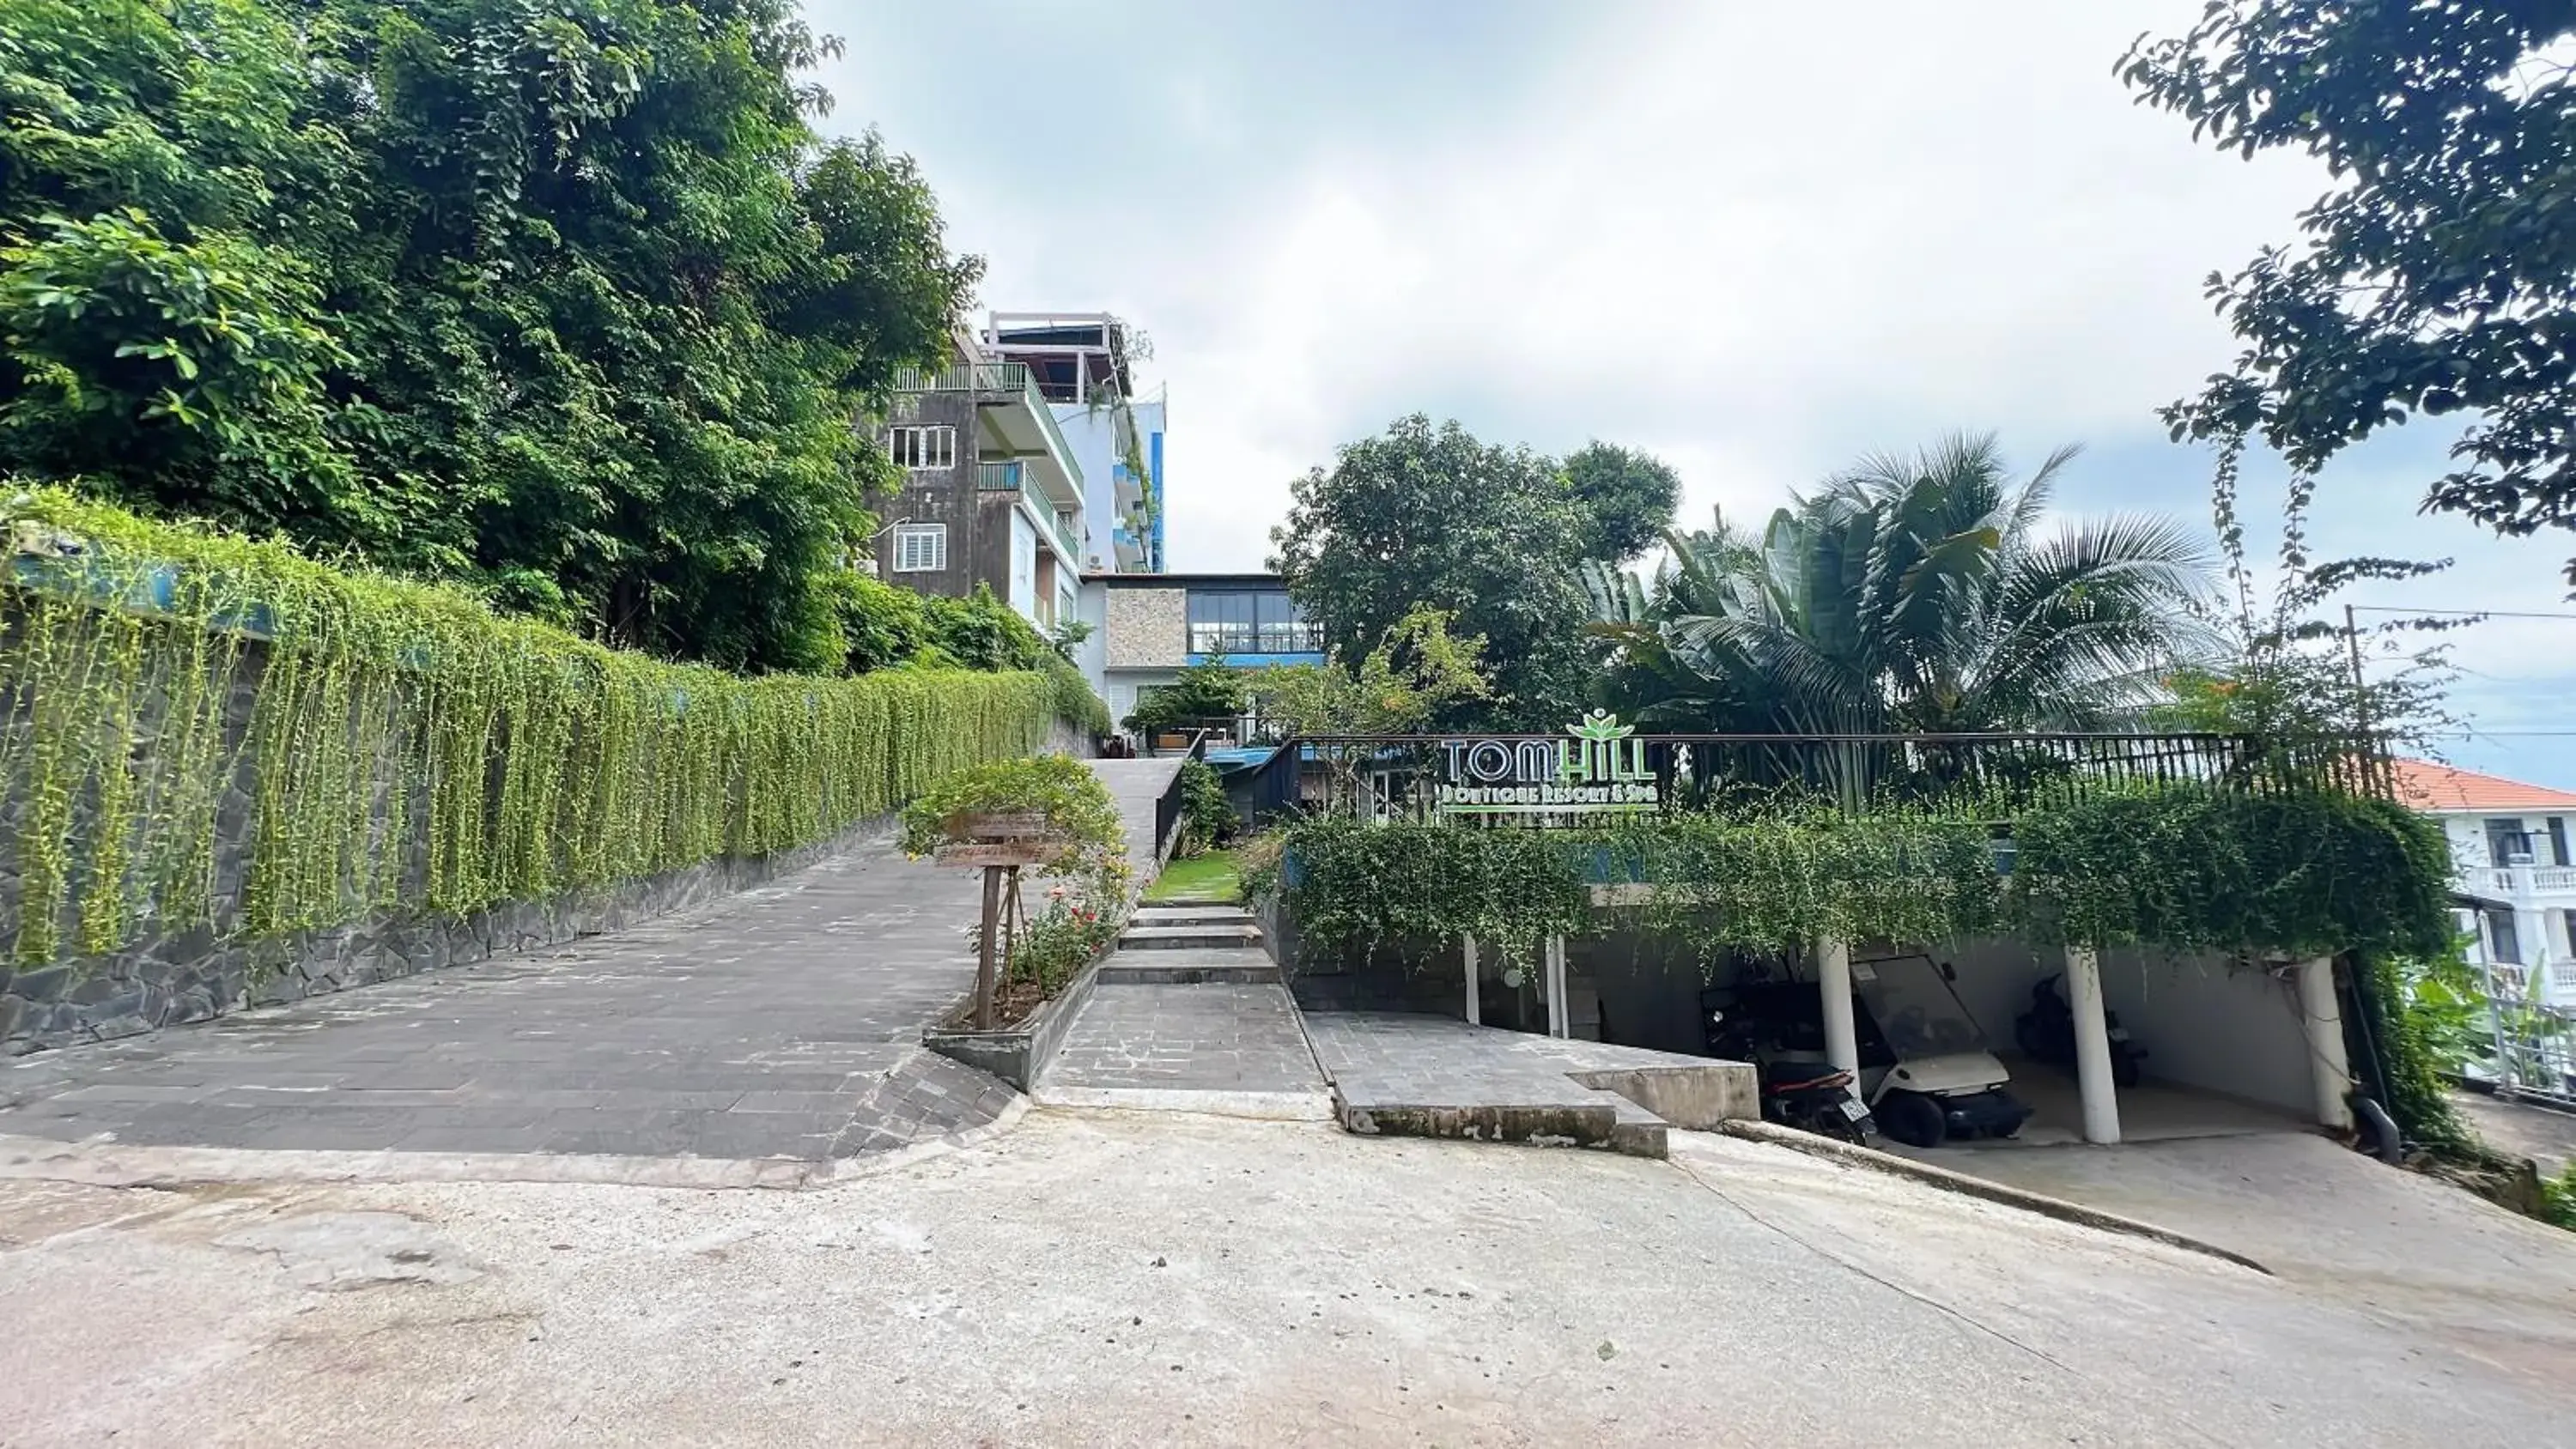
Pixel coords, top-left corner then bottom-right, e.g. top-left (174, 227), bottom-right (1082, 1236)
top-left (974, 463), bottom-right (1084, 566)
top-left (896, 361), bottom-right (1080, 489)
top-left (1261, 730), bottom-right (2391, 825)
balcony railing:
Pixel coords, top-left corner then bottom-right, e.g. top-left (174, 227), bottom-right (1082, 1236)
top-left (2479, 864), bottom-right (2576, 895)
top-left (975, 462), bottom-right (1082, 565)
top-left (896, 361), bottom-right (1079, 492)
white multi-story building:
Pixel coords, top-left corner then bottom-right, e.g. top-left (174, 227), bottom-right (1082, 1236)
top-left (2394, 758), bottom-right (2576, 1009)
top-left (978, 312), bottom-right (1165, 573)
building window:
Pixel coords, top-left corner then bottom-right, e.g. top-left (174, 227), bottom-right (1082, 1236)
top-left (2488, 817), bottom-right (2533, 865)
top-left (891, 523), bottom-right (946, 573)
top-left (888, 426), bottom-right (957, 470)
top-left (2488, 907), bottom-right (2523, 966)
top-left (1187, 589), bottom-right (1322, 655)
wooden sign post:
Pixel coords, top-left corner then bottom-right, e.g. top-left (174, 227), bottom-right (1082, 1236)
top-left (933, 811), bottom-right (1064, 1028)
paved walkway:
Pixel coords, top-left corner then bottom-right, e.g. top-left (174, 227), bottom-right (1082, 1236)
top-left (1089, 756), bottom-right (1188, 873)
top-left (0, 759), bottom-right (1174, 1167)
top-left (1032, 906), bottom-right (1333, 1119)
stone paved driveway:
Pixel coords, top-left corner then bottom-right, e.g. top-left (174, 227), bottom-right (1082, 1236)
top-left (0, 830), bottom-right (1009, 1163)
top-left (1044, 983), bottom-right (1325, 1094)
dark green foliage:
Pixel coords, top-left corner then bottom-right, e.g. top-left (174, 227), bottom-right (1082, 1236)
top-left (1270, 415), bottom-right (1676, 731)
top-left (2, 485), bottom-right (1072, 967)
top-left (1124, 658), bottom-right (1246, 735)
top-left (1612, 811), bottom-right (2004, 963)
top-left (0, 0), bottom-right (981, 670)
top-left (833, 576), bottom-right (1107, 736)
top-left (1273, 815), bottom-right (1593, 967)
top-left (1267, 785), bottom-right (2453, 973)
top-left (2349, 950), bottom-right (2477, 1158)
top-left (2123, 3), bottom-right (2576, 584)
top-left (834, 572), bottom-right (937, 674)
top-left (1174, 759), bottom-right (1235, 857)
top-left (920, 587), bottom-right (1054, 673)
top-left (896, 754), bottom-right (1124, 867)
top-left (1564, 441), bottom-right (1680, 562)
top-left (2543, 1165), bottom-right (2576, 1232)
top-left (2009, 786), bottom-right (2454, 961)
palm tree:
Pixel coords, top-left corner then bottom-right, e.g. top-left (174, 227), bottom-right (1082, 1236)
top-left (1624, 433), bottom-right (2221, 737)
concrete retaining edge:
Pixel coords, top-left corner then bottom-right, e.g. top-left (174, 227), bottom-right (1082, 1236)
top-left (0, 1097), bottom-right (1034, 1194)
top-left (1029, 1085), bottom-right (1336, 1122)
top-left (1716, 1118), bottom-right (2270, 1275)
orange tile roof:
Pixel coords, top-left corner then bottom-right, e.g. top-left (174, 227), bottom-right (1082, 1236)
top-left (2388, 758), bottom-right (2576, 814)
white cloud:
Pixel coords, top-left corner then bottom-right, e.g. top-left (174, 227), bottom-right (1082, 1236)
top-left (821, 0), bottom-right (2576, 783)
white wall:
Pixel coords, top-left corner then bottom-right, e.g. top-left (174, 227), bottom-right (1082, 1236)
top-left (2445, 815), bottom-right (2488, 870)
top-left (1940, 937), bottom-right (2316, 1115)
top-left (1007, 510), bottom-right (1037, 621)
top-left (1052, 404), bottom-right (1121, 569)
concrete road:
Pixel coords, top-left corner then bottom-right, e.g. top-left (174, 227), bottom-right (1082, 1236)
top-left (1915, 1130), bottom-right (2576, 1401)
top-left (2450, 1090), bottom-right (2576, 1178)
top-left (4, 1113), bottom-right (2570, 1447)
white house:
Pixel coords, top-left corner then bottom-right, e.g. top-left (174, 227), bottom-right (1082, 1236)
top-left (2392, 758), bottom-right (2576, 1009)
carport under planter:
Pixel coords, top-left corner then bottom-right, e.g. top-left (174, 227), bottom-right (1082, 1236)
top-left (1254, 723), bottom-right (2456, 1149)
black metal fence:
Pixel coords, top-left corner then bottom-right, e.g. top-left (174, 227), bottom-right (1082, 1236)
top-left (1242, 730), bottom-right (2389, 825)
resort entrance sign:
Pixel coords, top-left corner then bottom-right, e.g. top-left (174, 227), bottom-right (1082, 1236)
top-left (1435, 711), bottom-right (1661, 818)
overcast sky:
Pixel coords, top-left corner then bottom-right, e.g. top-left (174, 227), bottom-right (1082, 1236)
top-left (813, 0), bottom-right (2576, 789)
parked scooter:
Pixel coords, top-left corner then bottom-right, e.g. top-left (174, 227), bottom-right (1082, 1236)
top-left (2014, 973), bottom-right (2145, 1088)
top-left (1708, 1009), bottom-right (1878, 1144)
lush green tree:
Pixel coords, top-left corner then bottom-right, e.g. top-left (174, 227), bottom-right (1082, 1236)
top-left (1251, 604), bottom-right (1491, 737)
top-left (1607, 433), bottom-right (2221, 734)
top-left (1124, 658), bottom-right (1249, 736)
top-left (2123, 3), bottom-right (2576, 585)
top-left (0, 0), bottom-right (980, 671)
top-left (1270, 415), bottom-right (1599, 728)
top-left (1564, 440), bottom-right (1680, 562)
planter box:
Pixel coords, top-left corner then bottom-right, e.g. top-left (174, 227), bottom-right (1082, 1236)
top-left (923, 954), bottom-right (1107, 1091)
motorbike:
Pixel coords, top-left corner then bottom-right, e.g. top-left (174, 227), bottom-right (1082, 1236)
top-left (2014, 973), bottom-right (2145, 1088)
top-left (1708, 1008), bottom-right (1878, 1144)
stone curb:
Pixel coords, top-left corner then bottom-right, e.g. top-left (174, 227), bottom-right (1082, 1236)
top-left (0, 1095), bottom-right (1037, 1195)
top-left (1716, 1119), bottom-right (2271, 1276)
top-left (1027, 1086), bottom-right (1336, 1122)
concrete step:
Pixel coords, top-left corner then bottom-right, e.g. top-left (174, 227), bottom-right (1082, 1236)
top-left (1096, 955), bottom-right (1281, 985)
top-left (1117, 923), bottom-right (1265, 951)
top-left (1130, 905), bottom-right (1257, 928)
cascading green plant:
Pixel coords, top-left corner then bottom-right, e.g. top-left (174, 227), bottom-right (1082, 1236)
top-left (1, 487), bottom-right (1091, 970)
top-left (1264, 782), bottom-right (2452, 973)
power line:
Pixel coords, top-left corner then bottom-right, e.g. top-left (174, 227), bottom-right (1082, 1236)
top-left (2349, 605), bottom-right (2576, 621)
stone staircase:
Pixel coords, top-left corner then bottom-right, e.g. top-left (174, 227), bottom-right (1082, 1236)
top-left (1109, 904), bottom-right (1269, 959)
top-left (1030, 900), bottom-right (1331, 1119)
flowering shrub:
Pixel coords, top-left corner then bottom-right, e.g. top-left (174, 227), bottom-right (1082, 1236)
top-left (1012, 886), bottom-right (1122, 994)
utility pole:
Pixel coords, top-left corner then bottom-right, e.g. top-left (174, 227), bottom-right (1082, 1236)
top-left (2342, 603), bottom-right (2384, 791)
top-left (2342, 603), bottom-right (2370, 730)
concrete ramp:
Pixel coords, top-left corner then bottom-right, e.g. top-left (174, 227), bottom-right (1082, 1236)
top-left (1301, 1012), bottom-right (1759, 1159)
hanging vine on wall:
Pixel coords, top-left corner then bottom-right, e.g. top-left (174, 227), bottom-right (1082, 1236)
top-left (1, 487), bottom-right (1084, 970)
top-left (1262, 782), bottom-right (2454, 972)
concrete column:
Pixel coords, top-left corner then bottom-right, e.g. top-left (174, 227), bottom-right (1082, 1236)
top-left (2064, 945), bottom-right (2121, 1145)
top-left (1463, 935), bottom-right (1481, 1027)
top-left (1813, 939), bottom-right (1860, 1100)
top-left (2515, 905), bottom-right (2550, 973)
top-left (2296, 956), bottom-right (2355, 1131)
top-left (1546, 935), bottom-right (1570, 1039)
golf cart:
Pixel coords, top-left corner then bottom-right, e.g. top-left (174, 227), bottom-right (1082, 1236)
top-left (1702, 951), bottom-right (2028, 1148)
